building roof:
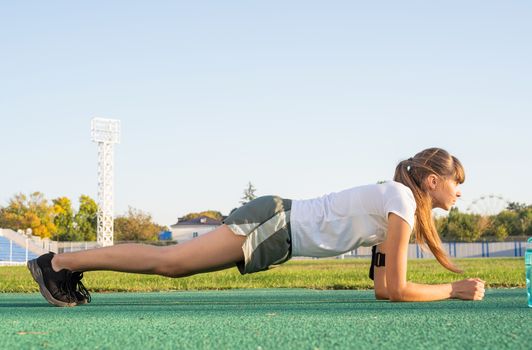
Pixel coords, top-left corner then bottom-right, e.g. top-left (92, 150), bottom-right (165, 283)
top-left (171, 215), bottom-right (222, 227)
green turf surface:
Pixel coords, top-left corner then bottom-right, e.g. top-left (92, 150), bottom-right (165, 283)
top-left (0, 258), bottom-right (525, 292)
top-left (1, 289), bottom-right (530, 349)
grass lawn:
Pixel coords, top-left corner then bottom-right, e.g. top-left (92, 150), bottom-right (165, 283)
top-left (0, 257), bottom-right (524, 293)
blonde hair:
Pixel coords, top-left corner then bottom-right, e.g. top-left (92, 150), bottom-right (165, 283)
top-left (394, 148), bottom-right (465, 273)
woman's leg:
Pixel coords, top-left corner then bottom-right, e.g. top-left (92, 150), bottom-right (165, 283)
top-left (52, 225), bottom-right (246, 278)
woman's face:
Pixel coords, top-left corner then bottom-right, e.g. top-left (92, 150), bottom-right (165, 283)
top-left (428, 176), bottom-right (462, 210)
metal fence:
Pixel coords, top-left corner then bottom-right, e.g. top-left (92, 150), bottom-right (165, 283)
top-left (340, 241), bottom-right (527, 260)
top-left (0, 236), bottom-right (39, 265)
top-left (1, 236), bottom-right (528, 266)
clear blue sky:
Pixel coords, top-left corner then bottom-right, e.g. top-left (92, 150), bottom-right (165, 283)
top-left (1, 1), bottom-right (531, 226)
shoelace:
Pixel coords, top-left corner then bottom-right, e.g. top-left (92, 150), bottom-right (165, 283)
top-left (60, 271), bottom-right (78, 304)
top-left (71, 272), bottom-right (92, 303)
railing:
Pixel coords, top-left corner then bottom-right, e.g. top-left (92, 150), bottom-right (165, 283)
top-left (1, 227), bottom-right (528, 265)
top-left (56, 241), bottom-right (100, 253)
top-left (328, 241), bottom-right (528, 259)
top-left (0, 236), bottom-right (39, 265)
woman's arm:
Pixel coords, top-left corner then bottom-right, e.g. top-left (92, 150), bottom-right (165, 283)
top-left (373, 213), bottom-right (485, 302)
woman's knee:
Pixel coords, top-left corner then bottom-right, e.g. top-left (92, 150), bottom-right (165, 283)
top-left (155, 250), bottom-right (200, 278)
top-left (155, 263), bottom-right (190, 278)
top-left (157, 267), bottom-right (187, 278)
top-left (153, 249), bottom-right (190, 278)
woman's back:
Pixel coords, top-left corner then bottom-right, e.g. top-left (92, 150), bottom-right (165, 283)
top-left (290, 181), bottom-right (416, 257)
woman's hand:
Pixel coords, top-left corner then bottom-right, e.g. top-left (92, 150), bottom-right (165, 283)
top-left (451, 278), bottom-right (486, 300)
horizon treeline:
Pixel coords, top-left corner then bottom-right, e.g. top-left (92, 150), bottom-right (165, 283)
top-left (0, 192), bottom-right (167, 241)
top-left (0, 192), bottom-right (530, 242)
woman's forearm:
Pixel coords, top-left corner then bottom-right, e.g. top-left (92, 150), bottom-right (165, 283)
top-left (389, 282), bottom-right (453, 302)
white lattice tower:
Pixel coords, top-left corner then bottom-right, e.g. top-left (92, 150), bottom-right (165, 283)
top-left (91, 118), bottom-right (120, 247)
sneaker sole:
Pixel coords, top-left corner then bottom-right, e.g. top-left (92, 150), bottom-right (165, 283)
top-left (27, 259), bottom-right (77, 307)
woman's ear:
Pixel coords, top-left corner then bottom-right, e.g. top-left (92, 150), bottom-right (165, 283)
top-left (425, 174), bottom-right (438, 191)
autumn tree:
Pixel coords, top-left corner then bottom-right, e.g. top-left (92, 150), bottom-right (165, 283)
top-left (181, 210), bottom-right (223, 222)
top-left (114, 207), bottom-right (167, 241)
top-left (0, 192), bottom-right (56, 238)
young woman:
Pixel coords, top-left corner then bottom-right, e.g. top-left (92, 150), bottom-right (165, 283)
top-left (28, 147), bottom-right (485, 307)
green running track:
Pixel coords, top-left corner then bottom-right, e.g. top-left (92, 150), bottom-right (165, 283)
top-left (0, 289), bottom-right (530, 349)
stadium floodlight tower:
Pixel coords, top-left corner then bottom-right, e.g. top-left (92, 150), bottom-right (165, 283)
top-left (91, 118), bottom-right (121, 247)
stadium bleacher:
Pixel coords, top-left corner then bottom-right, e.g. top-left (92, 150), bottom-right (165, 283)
top-left (0, 236), bottom-right (38, 263)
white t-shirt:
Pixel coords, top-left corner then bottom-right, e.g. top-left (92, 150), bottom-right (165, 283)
top-left (290, 181), bottom-right (416, 257)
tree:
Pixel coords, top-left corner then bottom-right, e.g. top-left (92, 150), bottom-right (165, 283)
top-left (441, 207), bottom-right (483, 242)
top-left (240, 182), bottom-right (257, 205)
top-left (434, 215), bottom-right (448, 239)
top-left (181, 210), bottom-right (223, 222)
top-left (489, 206), bottom-right (532, 237)
top-left (0, 192), bottom-right (56, 238)
top-left (114, 207), bottom-right (167, 241)
top-left (493, 225), bottom-right (509, 241)
top-left (516, 207), bottom-right (532, 236)
top-left (507, 202), bottom-right (527, 212)
top-left (490, 210), bottom-right (519, 237)
top-left (73, 195), bottom-right (98, 241)
top-left (52, 197), bottom-right (74, 241)
top-left (506, 201), bottom-right (532, 236)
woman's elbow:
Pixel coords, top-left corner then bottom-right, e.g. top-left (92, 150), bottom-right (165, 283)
top-left (374, 288), bottom-right (389, 300)
top-left (375, 293), bottom-right (388, 300)
top-left (387, 288), bottom-right (405, 302)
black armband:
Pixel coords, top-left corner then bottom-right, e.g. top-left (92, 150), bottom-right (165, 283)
top-left (369, 245), bottom-right (386, 281)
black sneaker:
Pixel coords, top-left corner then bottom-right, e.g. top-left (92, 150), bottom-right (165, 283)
top-left (71, 271), bottom-right (91, 305)
top-left (27, 252), bottom-right (78, 307)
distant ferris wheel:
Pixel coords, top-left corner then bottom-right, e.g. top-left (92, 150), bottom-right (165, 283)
top-left (466, 194), bottom-right (510, 216)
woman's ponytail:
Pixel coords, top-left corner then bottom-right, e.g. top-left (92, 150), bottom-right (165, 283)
top-left (394, 148), bottom-right (463, 273)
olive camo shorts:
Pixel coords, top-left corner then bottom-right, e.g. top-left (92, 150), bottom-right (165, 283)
top-left (223, 195), bottom-right (292, 275)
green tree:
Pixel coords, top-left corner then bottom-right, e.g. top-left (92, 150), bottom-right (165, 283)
top-left (52, 197), bottom-right (74, 241)
top-left (442, 208), bottom-right (483, 242)
top-left (493, 225), bottom-right (509, 241)
top-left (181, 210), bottom-right (223, 222)
top-left (491, 206), bottom-right (532, 237)
top-left (505, 202), bottom-right (532, 236)
top-left (507, 202), bottom-right (527, 211)
top-left (489, 210), bottom-right (519, 237)
top-left (516, 207), bottom-right (532, 236)
top-left (114, 207), bottom-right (167, 241)
top-left (434, 215), bottom-right (448, 240)
top-left (73, 195), bottom-right (98, 241)
top-left (240, 181), bottom-right (257, 205)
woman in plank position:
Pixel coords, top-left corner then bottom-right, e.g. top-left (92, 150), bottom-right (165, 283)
top-left (28, 147), bottom-right (485, 306)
